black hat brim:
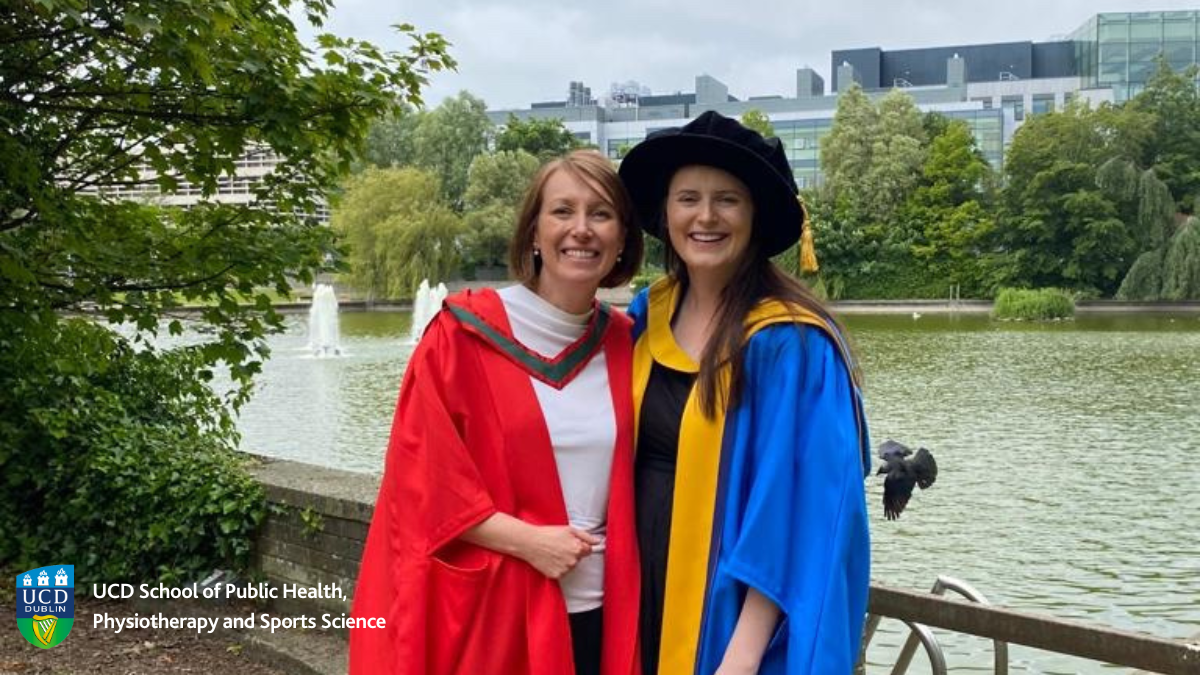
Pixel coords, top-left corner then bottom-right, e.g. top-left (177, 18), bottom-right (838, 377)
top-left (619, 133), bottom-right (803, 257)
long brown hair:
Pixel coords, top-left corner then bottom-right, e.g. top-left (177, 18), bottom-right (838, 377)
top-left (508, 150), bottom-right (644, 288)
top-left (663, 218), bottom-right (858, 419)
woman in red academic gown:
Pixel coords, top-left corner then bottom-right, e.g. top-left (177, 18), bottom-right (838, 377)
top-left (350, 150), bottom-right (644, 675)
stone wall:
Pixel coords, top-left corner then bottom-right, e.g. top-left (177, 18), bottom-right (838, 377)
top-left (248, 457), bottom-right (379, 626)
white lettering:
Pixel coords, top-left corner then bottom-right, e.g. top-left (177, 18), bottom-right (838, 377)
top-left (322, 613), bottom-right (385, 629)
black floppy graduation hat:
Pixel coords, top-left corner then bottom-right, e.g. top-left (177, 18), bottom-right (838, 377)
top-left (618, 110), bottom-right (805, 257)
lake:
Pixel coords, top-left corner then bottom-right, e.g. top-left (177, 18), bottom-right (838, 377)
top-left (230, 309), bottom-right (1200, 674)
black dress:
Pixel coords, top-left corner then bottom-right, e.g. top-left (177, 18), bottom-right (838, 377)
top-left (635, 361), bottom-right (695, 675)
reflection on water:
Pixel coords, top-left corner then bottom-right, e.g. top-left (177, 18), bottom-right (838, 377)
top-left (231, 310), bottom-right (1200, 674)
top-left (848, 314), bottom-right (1200, 674)
top-left (231, 311), bottom-right (415, 472)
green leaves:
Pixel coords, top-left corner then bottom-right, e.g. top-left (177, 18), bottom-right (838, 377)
top-left (332, 167), bottom-right (463, 299)
top-left (739, 110), bottom-right (775, 139)
top-left (411, 92), bottom-right (493, 208)
top-left (0, 0), bottom-right (450, 584)
top-left (998, 103), bottom-right (1144, 296)
top-left (495, 114), bottom-right (584, 160)
top-left (0, 318), bottom-right (266, 584)
top-left (814, 90), bottom-right (997, 298)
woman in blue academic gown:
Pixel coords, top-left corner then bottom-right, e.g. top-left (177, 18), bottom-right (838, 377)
top-left (618, 111), bottom-right (871, 675)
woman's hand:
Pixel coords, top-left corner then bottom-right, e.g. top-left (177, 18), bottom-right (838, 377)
top-left (459, 514), bottom-right (600, 580)
top-left (517, 525), bottom-right (600, 579)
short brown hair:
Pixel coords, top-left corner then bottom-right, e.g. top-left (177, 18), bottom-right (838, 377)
top-left (508, 150), bottom-right (643, 288)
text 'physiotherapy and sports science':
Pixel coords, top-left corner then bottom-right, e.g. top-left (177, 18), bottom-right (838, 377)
top-left (16, 566), bottom-right (385, 649)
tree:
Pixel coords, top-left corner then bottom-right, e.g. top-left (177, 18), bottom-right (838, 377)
top-left (461, 150), bottom-right (540, 270)
top-left (464, 150), bottom-right (542, 211)
top-left (361, 104), bottom-right (423, 169)
top-left (870, 89), bottom-right (928, 224)
top-left (333, 167), bottom-right (463, 298)
top-left (1128, 58), bottom-right (1200, 214)
top-left (0, 0), bottom-right (451, 582)
top-left (1116, 248), bottom-right (1167, 300)
top-left (820, 84), bottom-right (877, 223)
top-left (820, 87), bottom-right (927, 226)
top-left (413, 91), bottom-right (492, 208)
top-left (997, 102), bottom-right (1139, 295)
top-left (815, 85), bottom-right (879, 294)
top-left (815, 85), bottom-right (928, 296)
top-left (1162, 217), bottom-right (1200, 299)
top-left (740, 109), bottom-right (776, 138)
top-left (904, 119), bottom-right (998, 296)
top-left (495, 114), bottom-right (582, 160)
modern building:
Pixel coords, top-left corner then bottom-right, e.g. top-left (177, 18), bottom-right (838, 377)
top-left (1071, 10), bottom-right (1200, 101)
top-left (487, 10), bottom-right (1199, 187)
top-left (77, 145), bottom-right (332, 223)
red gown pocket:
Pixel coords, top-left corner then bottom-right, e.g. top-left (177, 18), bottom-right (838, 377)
top-left (425, 548), bottom-right (493, 674)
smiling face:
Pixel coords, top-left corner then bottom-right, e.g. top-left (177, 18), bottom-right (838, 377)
top-left (531, 167), bottom-right (626, 311)
top-left (665, 164), bottom-right (754, 286)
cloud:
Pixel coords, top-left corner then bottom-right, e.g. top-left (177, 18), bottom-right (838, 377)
top-left (299, 0), bottom-right (1200, 110)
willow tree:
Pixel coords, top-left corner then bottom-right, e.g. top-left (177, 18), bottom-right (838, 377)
top-left (1162, 217), bottom-right (1200, 299)
top-left (1103, 162), bottom-right (1183, 300)
top-left (333, 167), bottom-right (464, 299)
top-left (1128, 58), bottom-right (1200, 214)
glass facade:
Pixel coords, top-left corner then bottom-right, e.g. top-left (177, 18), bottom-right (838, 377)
top-left (611, 108), bottom-right (1005, 186)
top-left (774, 109), bottom-right (1002, 187)
top-left (1001, 95), bottom-right (1025, 122)
top-left (771, 119), bottom-right (834, 188)
top-left (606, 138), bottom-right (640, 160)
top-left (1072, 11), bottom-right (1200, 101)
top-left (1031, 94), bottom-right (1056, 115)
top-left (942, 110), bottom-right (1005, 169)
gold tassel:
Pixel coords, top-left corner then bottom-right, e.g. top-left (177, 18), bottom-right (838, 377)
top-left (798, 197), bottom-right (819, 274)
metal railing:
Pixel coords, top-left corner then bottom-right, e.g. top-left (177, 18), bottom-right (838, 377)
top-left (860, 581), bottom-right (1200, 675)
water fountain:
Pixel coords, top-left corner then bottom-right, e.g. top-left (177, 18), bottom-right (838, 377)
top-left (409, 279), bottom-right (449, 343)
top-left (307, 284), bottom-right (342, 357)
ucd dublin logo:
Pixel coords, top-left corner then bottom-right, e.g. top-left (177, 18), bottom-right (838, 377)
top-left (15, 565), bottom-right (74, 649)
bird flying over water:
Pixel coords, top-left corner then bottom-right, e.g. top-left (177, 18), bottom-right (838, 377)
top-left (877, 440), bottom-right (938, 520)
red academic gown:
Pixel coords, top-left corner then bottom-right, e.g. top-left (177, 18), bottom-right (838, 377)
top-left (349, 288), bottom-right (641, 675)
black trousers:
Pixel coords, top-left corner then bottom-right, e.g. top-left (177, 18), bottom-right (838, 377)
top-left (569, 606), bottom-right (603, 675)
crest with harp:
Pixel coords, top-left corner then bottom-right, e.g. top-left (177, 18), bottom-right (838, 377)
top-left (32, 615), bottom-right (58, 646)
top-left (15, 564), bottom-right (75, 649)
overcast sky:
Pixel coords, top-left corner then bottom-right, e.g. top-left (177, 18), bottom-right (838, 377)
top-left (298, 1), bottom-right (1200, 110)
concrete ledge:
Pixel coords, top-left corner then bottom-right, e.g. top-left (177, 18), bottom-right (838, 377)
top-left (246, 456), bottom-right (375, 640)
top-left (249, 456), bottom-right (379, 523)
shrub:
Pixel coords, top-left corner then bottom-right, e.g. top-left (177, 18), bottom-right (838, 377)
top-left (992, 288), bottom-right (1076, 320)
top-left (0, 317), bottom-right (265, 586)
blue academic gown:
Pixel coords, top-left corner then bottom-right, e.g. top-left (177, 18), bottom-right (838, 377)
top-left (629, 279), bottom-right (870, 675)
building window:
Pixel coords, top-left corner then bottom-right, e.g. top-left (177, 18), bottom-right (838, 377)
top-left (1001, 96), bottom-right (1024, 122)
top-left (1164, 41), bottom-right (1196, 69)
top-left (1099, 21), bottom-right (1130, 42)
top-left (1165, 21), bottom-right (1195, 40)
top-left (1130, 20), bottom-right (1163, 41)
top-left (1031, 95), bottom-right (1055, 115)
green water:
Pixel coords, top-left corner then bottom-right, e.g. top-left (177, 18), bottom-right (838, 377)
top-left (235, 311), bottom-right (1200, 673)
top-left (847, 314), bottom-right (1199, 673)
